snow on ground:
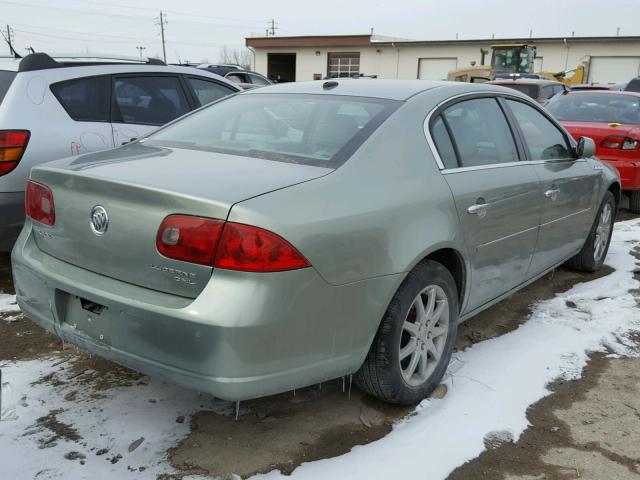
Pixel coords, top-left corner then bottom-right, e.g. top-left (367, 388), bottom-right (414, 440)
top-left (0, 293), bottom-right (20, 315)
top-left (0, 219), bottom-right (639, 480)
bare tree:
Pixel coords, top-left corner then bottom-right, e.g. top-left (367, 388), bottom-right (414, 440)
top-left (218, 46), bottom-right (251, 69)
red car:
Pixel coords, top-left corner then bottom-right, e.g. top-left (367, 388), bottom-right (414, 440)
top-left (547, 90), bottom-right (640, 212)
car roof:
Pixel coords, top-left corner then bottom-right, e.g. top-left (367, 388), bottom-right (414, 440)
top-left (0, 56), bottom-right (240, 90)
top-left (243, 79), bottom-right (511, 101)
top-left (488, 78), bottom-right (561, 86)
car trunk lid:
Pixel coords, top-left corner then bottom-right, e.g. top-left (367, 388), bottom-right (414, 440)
top-left (29, 143), bottom-right (331, 298)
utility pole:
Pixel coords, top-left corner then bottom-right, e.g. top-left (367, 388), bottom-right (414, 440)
top-left (136, 46), bottom-right (146, 60)
top-left (269, 19), bottom-right (277, 36)
top-left (157, 11), bottom-right (167, 63)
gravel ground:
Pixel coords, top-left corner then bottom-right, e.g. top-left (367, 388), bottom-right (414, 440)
top-left (1, 206), bottom-right (638, 479)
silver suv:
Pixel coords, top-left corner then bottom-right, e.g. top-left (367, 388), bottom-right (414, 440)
top-left (0, 53), bottom-right (240, 251)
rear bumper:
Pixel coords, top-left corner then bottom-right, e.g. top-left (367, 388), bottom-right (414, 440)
top-left (11, 225), bottom-right (400, 400)
top-left (600, 159), bottom-right (640, 191)
top-left (0, 191), bottom-right (25, 252)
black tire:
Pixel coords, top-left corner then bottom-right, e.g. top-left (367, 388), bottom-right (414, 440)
top-left (354, 260), bottom-right (458, 405)
top-left (564, 191), bottom-right (615, 272)
top-left (630, 191), bottom-right (640, 214)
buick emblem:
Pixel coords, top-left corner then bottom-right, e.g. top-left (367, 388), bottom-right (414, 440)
top-left (90, 205), bottom-right (109, 236)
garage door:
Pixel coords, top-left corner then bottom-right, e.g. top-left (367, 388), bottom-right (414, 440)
top-left (588, 57), bottom-right (640, 84)
top-left (418, 58), bottom-right (458, 81)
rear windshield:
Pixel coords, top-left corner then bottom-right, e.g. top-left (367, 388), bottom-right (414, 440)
top-left (496, 84), bottom-right (539, 99)
top-left (547, 93), bottom-right (640, 124)
top-left (145, 93), bottom-right (400, 167)
top-left (0, 70), bottom-right (16, 104)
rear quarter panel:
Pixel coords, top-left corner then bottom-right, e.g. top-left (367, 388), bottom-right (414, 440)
top-left (229, 89), bottom-right (465, 288)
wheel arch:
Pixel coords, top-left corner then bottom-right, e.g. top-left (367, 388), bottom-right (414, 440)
top-left (417, 247), bottom-right (467, 311)
top-left (607, 181), bottom-right (621, 209)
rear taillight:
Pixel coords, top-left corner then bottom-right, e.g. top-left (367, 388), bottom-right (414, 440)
top-left (156, 215), bottom-right (310, 272)
top-left (25, 180), bottom-right (55, 226)
top-left (0, 130), bottom-right (30, 176)
top-left (215, 222), bottom-right (310, 272)
top-left (600, 135), bottom-right (640, 150)
top-left (156, 215), bottom-right (225, 266)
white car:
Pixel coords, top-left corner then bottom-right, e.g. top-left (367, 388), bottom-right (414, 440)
top-left (0, 52), bottom-right (240, 251)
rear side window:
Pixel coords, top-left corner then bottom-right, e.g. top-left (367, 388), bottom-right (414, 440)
top-left (51, 76), bottom-right (110, 122)
top-left (431, 116), bottom-right (458, 169)
top-left (441, 98), bottom-right (518, 167)
top-left (506, 99), bottom-right (573, 160)
top-left (146, 93), bottom-right (399, 167)
top-left (0, 70), bottom-right (16, 104)
top-left (498, 84), bottom-right (538, 99)
top-left (187, 77), bottom-right (235, 106)
top-left (113, 76), bottom-right (190, 126)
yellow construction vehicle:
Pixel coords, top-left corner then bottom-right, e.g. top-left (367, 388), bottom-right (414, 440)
top-left (447, 43), bottom-right (586, 85)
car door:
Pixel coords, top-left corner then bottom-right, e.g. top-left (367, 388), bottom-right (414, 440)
top-left (50, 75), bottom-right (115, 154)
top-left (430, 96), bottom-right (542, 314)
top-left (504, 98), bottom-right (600, 275)
top-left (110, 74), bottom-right (192, 145)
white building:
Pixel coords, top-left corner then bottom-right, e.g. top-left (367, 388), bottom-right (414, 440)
top-left (246, 34), bottom-right (640, 85)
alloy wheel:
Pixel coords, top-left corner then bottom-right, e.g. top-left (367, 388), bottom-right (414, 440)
top-left (593, 202), bottom-right (612, 262)
top-left (399, 285), bottom-right (450, 387)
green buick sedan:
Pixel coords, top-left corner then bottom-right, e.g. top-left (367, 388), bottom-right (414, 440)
top-left (11, 80), bottom-right (620, 405)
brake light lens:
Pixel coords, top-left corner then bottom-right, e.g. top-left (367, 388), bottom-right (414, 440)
top-left (156, 215), bottom-right (225, 266)
top-left (215, 222), bottom-right (310, 272)
top-left (0, 130), bottom-right (30, 176)
top-left (25, 180), bottom-right (55, 225)
top-left (156, 215), bottom-right (310, 272)
top-left (600, 135), bottom-right (640, 150)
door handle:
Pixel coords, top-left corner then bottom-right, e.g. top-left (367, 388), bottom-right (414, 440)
top-left (544, 189), bottom-right (560, 200)
top-left (467, 203), bottom-right (490, 217)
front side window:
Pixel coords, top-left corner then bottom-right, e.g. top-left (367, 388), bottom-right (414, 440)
top-left (187, 77), bottom-right (235, 106)
top-left (441, 98), bottom-right (518, 167)
top-left (113, 76), bottom-right (189, 125)
top-left (51, 76), bottom-right (110, 122)
top-left (506, 99), bottom-right (573, 160)
top-left (327, 52), bottom-right (360, 78)
top-left (146, 94), bottom-right (398, 167)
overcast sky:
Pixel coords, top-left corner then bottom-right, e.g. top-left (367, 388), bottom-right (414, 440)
top-left (1, 0), bottom-right (638, 63)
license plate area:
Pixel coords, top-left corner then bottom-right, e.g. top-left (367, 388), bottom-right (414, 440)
top-left (62, 294), bottom-right (112, 345)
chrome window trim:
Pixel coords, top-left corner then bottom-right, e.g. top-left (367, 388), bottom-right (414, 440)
top-left (423, 91), bottom-right (578, 173)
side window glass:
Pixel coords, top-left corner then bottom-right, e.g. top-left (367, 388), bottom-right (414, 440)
top-left (506, 99), bottom-right (573, 160)
top-left (442, 98), bottom-right (518, 167)
top-left (113, 76), bottom-right (189, 125)
top-left (188, 78), bottom-right (235, 106)
top-left (431, 115), bottom-right (458, 169)
top-left (248, 73), bottom-right (270, 86)
top-left (51, 76), bottom-right (110, 122)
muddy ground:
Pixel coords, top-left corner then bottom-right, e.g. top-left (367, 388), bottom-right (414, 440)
top-left (1, 206), bottom-right (638, 479)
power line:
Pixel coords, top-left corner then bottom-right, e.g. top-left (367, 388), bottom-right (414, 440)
top-left (9, 21), bottom-right (155, 42)
top-left (0, 0), bottom-right (269, 29)
top-left (12, 28), bottom-right (159, 45)
top-left (62, 0), bottom-right (267, 24)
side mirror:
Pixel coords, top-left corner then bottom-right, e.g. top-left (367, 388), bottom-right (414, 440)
top-left (576, 136), bottom-right (595, 158)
